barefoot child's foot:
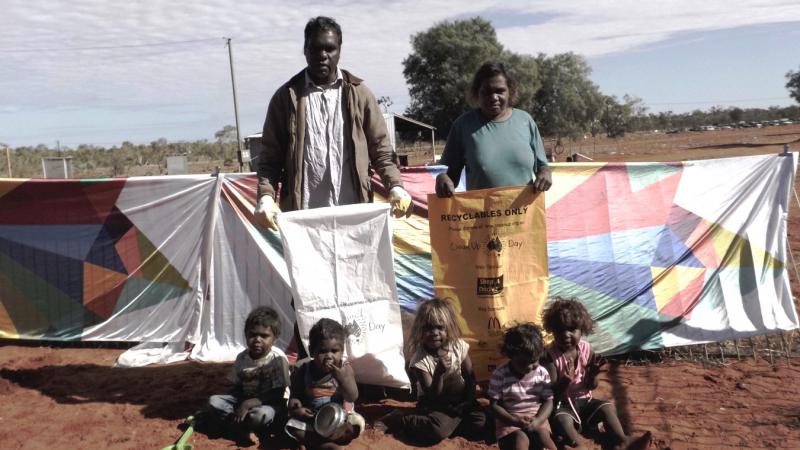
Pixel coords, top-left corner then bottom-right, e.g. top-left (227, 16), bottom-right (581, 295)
top-left (373, 409), bottom-right (402, 433)
top-left (233, 431), bottom-right (257, 447)
top-left (619, 431), bottom-right (652, 450)
top-left (372, 419), bottom-right (389, 433)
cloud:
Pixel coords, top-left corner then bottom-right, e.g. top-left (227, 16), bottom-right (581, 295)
top-left (493, 1), bottom-right (800, 57)
top-left (1, 0), bottom-right (799, 146)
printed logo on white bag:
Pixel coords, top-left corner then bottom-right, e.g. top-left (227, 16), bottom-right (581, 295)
top-left (346, 320), bottom-right (362, 340)
top-left (345, 314), bottom-right (366, 344)
top-left (345, 310), bottom-right (389, 343)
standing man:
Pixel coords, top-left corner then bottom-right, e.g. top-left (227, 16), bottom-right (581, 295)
top-left (254, 16), bottom-right (412, 229)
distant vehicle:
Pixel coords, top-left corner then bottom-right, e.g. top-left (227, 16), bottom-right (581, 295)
top-left (666, 128), bottom-right (680, 134)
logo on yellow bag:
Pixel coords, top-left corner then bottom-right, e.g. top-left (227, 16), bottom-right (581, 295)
top-left (486, 236), bottom-right (503, 253)
top-left (477, 275), bottom-right (504, 296)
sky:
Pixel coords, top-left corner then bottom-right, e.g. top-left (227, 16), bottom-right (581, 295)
top-left (1, 0), bottom-right (800, 148)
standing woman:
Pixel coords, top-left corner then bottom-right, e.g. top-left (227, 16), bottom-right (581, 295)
top-left (435, 62), bottom-right (552, 197)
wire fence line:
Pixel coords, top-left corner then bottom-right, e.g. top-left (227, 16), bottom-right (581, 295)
top-left (612, 329), bottom-right (799, 367)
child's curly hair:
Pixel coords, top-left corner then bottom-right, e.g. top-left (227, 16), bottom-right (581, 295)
top-left (501, 323), bottom-right (545, 360)
top-left (308, 318), bottom-right (348, 355)
top-left (542, 297), bottom-right (595, 335)
top-left (407, 298), bottom-right (462, 356)
top-left (245, 306), bottom-right (282, 337)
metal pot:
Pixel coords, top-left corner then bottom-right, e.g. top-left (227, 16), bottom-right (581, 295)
top-left (313, 402), bottom-right (348, 438)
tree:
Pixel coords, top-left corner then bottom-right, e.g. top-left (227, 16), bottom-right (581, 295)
top-left (214, 125), bottom-right (238, 143)
top-left (402, 18), bottom-right (604, 140)
top-left (377, 96), bottom-right (393, 113)
top-left (601, 97), bottom-right (624, 138)
top-left (601, 95), bottom-right (645, 138)
top-left (403, 17), bottom-right (505, 135)
top-left (532, 53), bottom-right (604, 139)
top-left (654, 111), bottom-right (674, 130)
top-left (212, 125), bottom-right (239, 164)
top-left (787, 67), bottom-right (800, 104)
top-left (729, 107), bottom-right (744, 123)
top-left (502, 51), bottom-right (540, 115)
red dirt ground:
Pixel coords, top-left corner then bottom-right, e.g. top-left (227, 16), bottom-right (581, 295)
top-left (2, 125), bottom-right (800, 450)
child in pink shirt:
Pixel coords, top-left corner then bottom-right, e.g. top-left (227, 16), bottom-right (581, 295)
top-left (543, 297), bottom-right (651, 450)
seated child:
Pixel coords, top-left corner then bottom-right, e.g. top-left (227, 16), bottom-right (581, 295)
top-left (542, 297), bottom-right (651, 450)
top-left (206, 306), bottom-right (290, 445)
top-left (380, 298), bottom-right (487, 445)
top-left (488, 323), bottom-right (557, 450)
top-left (286, 318), bottom-right (364, 450)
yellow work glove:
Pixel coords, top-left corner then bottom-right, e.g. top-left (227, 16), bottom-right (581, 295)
top-left (388, 186), bottom-right (413, 218)
top-left (254, 196), bottom-right (281, 230)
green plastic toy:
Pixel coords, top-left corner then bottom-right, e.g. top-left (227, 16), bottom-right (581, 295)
top-left (160, 415), bottom-right (195, 450)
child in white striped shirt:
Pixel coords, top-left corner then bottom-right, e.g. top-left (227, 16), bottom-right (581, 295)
top-left (488, 323), bottom-right (557, 450)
